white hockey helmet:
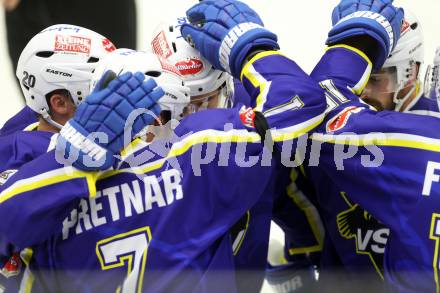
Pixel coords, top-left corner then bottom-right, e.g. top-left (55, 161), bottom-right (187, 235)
top-left (16, 24), bottom-right (116, 128)
top-left (151, 17), bottom-right (232, 110)
top-left (382, 11), bottom-right (424, 109)
top-left (91, 49), bottom-right (190, 121)
top-left (424, 47), bottom-right (440, 99)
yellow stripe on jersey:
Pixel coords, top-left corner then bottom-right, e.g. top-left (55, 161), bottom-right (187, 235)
top-left (0, 115), bottom-right (326, 203)
top-left (240, 51), bottom-right (284, 112)
top-left (18, 248), bottom-right (34, 293)
top-left (429, 213), bottom-right (440, 293)
top-left (310, 132), bottom-right (440, 153)
top-left (326, 44), bottom-right (373, 95)
top-left (0, 169), bottom-right (98, 204)
top-left (23, 122), bottom-right (39, 132)
top-left (286, 169), bottom-right (324, 255)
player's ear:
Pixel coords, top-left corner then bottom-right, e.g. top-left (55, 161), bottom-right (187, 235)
top-left (49, 93), bottom-right (71, 115)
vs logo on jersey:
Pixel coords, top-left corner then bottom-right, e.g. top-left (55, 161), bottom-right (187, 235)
top-left (337, 192), bottom-right (389, 278)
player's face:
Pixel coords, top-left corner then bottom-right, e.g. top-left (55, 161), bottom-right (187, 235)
top-left (361, 68), bottom-right (397, 111)
top-left (182, 88), bottom-right (222, 117)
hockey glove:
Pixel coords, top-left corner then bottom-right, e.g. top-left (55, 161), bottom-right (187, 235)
top-left (327, 0), bottom-right (404, 70)
top-left (56, 71), bottom-right (164, 171)
top-left (266, 261), bottom-right (318, 293)
top-left (181, 0), bottom-right (279, 78)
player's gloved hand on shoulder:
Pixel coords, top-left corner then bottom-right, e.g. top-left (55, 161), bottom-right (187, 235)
top-left (56, 71), bottom-right (164, 171)
top-left (181, 0), bottom-right (279, 78)
top-left (327, 0), bottom-right (404, 70)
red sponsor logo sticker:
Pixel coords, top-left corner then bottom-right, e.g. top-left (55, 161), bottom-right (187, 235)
top-left (102, 38), bottom-right (116, 52)
top-left (157, 56), bottom-right (181, 76)
top-left (239, 106), bottom-right (255, 128)
top-left (326, 106), bottom-right (362, 132)
top-left (175, 58), bottom-right (204, 75)
top-left (0, 253), bottom-right (21, 278)
top-left (55, 35), bottom-right (91, 54)
top-left (152, 31), bottom-right (172, 59)
top-left (401, 19), bottom-right (411, 35)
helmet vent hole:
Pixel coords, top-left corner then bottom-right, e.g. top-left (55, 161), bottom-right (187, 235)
top-left (145, 71), bottom-right (162, 77)
top-left (77, 91), bottom-right (82, 96)
top-left (31, 96), bottom-right (35, 100)
top-left (36, 51), bottom-right (55, 58)
top-left (218, 72), bottom-right (224, 80)
top-left (172, 42), bottom-right (177, 53)
top-left (198, 87), bottom-right (203, 92)
top-left (411, 23), bottom-right (418, 30)
top-left (169, 26), bottom-right (174, 32)
top-left (87, 57), bottom-right (100, 63)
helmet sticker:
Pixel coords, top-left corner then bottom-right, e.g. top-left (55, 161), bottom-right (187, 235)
top-left (55, 35), bottom-right (91, 55)
top-left (175, 58), bottom-right (204, 75)
top-left (152, 31), bottom-right (173, 59)
top-left (102, 38), bottom-right (116, 53)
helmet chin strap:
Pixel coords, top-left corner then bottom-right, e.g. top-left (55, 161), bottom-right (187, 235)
top-left (40, 108), bottom-right (64, 129)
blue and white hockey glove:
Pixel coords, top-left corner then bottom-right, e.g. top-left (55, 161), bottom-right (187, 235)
top-left (266, 261), bottom-right (318, 293)
top-left (56, 71), bottom-right (164, 171)
top-left (327, 0), bottom-right (404, 70)
top-left (181, 0), bottom-right (279, 78)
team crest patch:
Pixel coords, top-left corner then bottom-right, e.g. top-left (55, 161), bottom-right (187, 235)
top-left (0, 254), bottom-right (22, 278)
top-left (55, 35), bottom-right (91, 54)
top-left (239, 106), bottom-right (255, 128)
top-left (326, 106), bottom-right (362, 132)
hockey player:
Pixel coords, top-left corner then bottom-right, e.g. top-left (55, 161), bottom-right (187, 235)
top-left (179, 1), bottom-right (440, 292)
top-left (0, 24), bottom-right (118, 292)
top-left (0, 22), bottom-right (120, 136)
top-left (0, 1), bottom-right (330, 292)
top-left (303, 0), bottom-right (440, 292)
top-left (292, 11), bottom-right (432, 293)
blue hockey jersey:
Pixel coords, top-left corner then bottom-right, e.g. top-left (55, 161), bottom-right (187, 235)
top-left (307, 45), bottom-right (440, 293)
top-left (0, 51), bottom-right (327, 293)
top-left (0, 126), bottom-right (55, 292)
top-left (0, 106), bottom-right (38, 137)
top-left (231, 80), bottom-right (323, 292)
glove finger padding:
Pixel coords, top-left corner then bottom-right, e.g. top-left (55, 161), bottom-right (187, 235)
top-left (56, 71), bottom-right (164, 171)
top-left (181, 0), bottom-right (279, 78)
top-left (327, 0), bottom-right (404, 70)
